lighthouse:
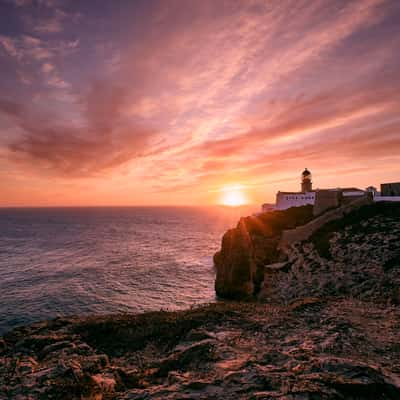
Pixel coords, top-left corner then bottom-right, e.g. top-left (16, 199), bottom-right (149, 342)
top-left (301, 168), bottom-right (312, 192)
top-left (262, 168), bottom-right (375, 213)
top-left (274, 169), bottom-right (316, 210)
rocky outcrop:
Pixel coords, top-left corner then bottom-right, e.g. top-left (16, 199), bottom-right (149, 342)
top-left (214, 219), bottom-right (258, 299)
top-left (261, 201), bottom-right (400, 304)
top-left (279, 195), bottom-right (372, 251)
top-left (214, 206), bottom-right (314, 299)
top-left (2, 299), bottom-right (400, 399)
top-left (215, 200), bottom-right (399, 303)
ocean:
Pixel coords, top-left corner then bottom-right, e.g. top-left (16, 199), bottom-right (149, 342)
top-left (0, 206), bottom-right (255, 335)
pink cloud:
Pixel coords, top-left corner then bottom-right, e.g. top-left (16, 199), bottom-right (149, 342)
top-left (1, 82), bottom-right (159, 176)
top-left (1, 0), bottom-right (400, 205)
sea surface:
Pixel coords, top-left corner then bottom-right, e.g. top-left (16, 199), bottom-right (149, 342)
top-left (0, 206), bottom-right (255, 335)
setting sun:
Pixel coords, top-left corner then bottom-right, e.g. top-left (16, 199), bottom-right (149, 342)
top-left (219, 186), bottom-right (249, 207)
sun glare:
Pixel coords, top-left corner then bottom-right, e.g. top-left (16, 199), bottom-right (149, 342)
top-left (219, 186), bottom-right (248, 207)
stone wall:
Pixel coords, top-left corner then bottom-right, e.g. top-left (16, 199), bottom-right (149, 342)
top-left (313, 190), bottom-right (342, 216)
top-left (278, 196), bottom-right (372, 251)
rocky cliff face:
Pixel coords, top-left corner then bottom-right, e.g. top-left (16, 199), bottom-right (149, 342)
top-left (261, 202), bottom-right (400, 305)
top-left (214, 219), bottom-right (257, 299)
top-left (215, 201), bottom-right (400, 304)
top-left (214, 206), bottom-right (314, 299)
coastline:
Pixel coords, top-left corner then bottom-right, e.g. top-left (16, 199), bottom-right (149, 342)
top-left (2, 201), bottom-right (400, 398)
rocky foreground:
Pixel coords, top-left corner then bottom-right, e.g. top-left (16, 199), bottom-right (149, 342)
top-left (1, 298), bottom-right (400, 399)
top-left (2, 201), bottom-right (400, 399)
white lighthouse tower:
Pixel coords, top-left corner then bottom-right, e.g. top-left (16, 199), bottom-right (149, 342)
top-left (301, 168), bottom-right (312, 192)
top-left (274, 168), bottom-right (316, 210)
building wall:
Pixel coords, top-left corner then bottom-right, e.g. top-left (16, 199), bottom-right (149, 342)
top-left (381, 183), bottom-right (400, 196)
top-left (374, 196), bottom-right (400, 202)
top-left (274, 189), bottom-right (374, 212)
top-left (342, 191), bottom-right (365, 197)
top-left (275, 192), bottom-right (315, 210)
top-left (313, 190), bottom-right (342, 216)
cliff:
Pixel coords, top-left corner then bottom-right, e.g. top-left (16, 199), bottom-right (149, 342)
top-left (262, 201), bottom-right (400, 304)
top-left (214, 205), bottom-right (315, 299)
top-left (214, 200), bottom-right (400, 303)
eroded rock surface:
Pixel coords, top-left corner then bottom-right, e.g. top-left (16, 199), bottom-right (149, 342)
top-left (1, 300), bottom-right (400, 399)
top-left (261, 203), bottom-right (400, 305)
top-left (214, 202), bottom-right (400, 303)
top-left (214, 206), bottom-right (314, 299)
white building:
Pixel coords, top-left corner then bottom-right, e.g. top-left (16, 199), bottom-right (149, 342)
top-left (262, 169), bottom-right (370, 213)
top-left (275, 169), bottom-right (315, 210)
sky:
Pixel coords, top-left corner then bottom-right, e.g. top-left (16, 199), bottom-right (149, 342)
top-left (0, 0), bottom-right (399, 206)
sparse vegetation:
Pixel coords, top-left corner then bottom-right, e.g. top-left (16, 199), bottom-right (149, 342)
top-left (310, 202), bottom-right (400, 259)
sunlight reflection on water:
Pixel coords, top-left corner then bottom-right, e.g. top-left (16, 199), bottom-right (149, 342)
top-left (0, 206), bottom-right (256, 334)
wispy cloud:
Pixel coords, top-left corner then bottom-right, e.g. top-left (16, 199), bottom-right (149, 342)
top-left (0, 34), bottom-right (52, 60)
top-left (1, 0), bottom-right (400, 205)
top-left (1, 81), bottom-right (159, 176)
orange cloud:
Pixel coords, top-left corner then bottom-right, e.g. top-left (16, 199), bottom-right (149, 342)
top-left (1, 0), bottom-right (400, 206)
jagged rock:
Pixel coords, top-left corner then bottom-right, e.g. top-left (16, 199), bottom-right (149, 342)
top-left (80, 354), bottom-right (109, 373)
top-left (1, 300), bottom-right (400, 399)
top-left (39, 340), bottom-right (75, 358)
top-left (185, 328), bottom-right (216, 342)
top-left (216, 202), bottom-right (400, 302)
top-left (154, 339), bottom-right (216, 377)
top-left (214, 219), bottom-right (257, 299)
top-left (16, 356), bottom-right (38, 374)
top-left (214, 206), bottom-right (314, 299)
top-left (260, 203), bottom-right (400, 304)
top-left (91, 373), bottom-right (116, 393)
top-left (114, 368), bottom-right (141, 389)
